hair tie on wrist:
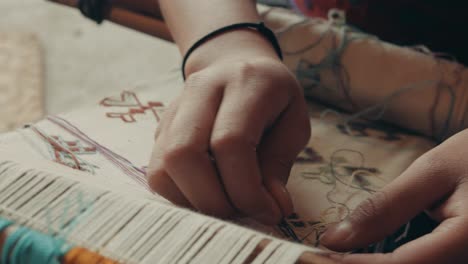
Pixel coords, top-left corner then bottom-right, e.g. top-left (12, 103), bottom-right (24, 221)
top-left (182, 22), bottom-right (283, 80)
top-left (78, 0), bottom-right (108, 24)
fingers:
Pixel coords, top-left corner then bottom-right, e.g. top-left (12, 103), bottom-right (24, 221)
top-left (149, 61), bottom-right (307, 225)
top-left (147, 165), bottom-right (191, 207)
top-left (149, 73), bottom-right (235, 218)
top-left (321, 151), bottom-right (456, 251)
top-left (258, 96), bottom-right (311, 217)
top-left (335, 216), bottom-right (468, 264)
top-left (148, 95), bottom-right (189, 206)
top-left (154, 94), bottom-right (181, 141)
top-left (210, 65), bottom-right (292, 224)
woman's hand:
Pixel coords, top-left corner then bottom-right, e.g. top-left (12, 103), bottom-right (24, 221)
top-left (146, 30), bottom-right (311, 225)
top-left (321, 128), bottom-right (468, 263)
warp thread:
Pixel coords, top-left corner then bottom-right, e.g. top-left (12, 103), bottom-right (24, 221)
top-left (0, 167), bottom-right (111, 264)
top-left (46, 116), bottom-right (149, 189)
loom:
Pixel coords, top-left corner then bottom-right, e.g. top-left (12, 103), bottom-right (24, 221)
top-left (1, 1), bottom-right (467, 263)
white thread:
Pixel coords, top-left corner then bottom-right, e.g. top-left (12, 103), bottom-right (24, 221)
top-left (268, 243), bottom-right (307, 264)
top-left (204, 226), bottom-right (246, 263)
top-left (192, 225), bottom-right (238, 263)
top-left (265, 243), bottom-right (289, 264)
top-left (18, 179), bottom-right (72, 218)
top-left (178, 221), bottom-right (224, 263)
top-left (218, 231), bottom-right (251, 264)
top-left (168, 220), bottom-right (212, 264)
top-left (251, 240), bottom-right (282, 264)
top-left (106, 206), bottom-right (170, 257)
top-left (131, 211), bottom-right (188, 260)
top-left (144, 215), bottom-right (205, 263)
top-left (0, 161), bottom-right (310, 264)
top-left (230, 235), bottom-right (264, 264)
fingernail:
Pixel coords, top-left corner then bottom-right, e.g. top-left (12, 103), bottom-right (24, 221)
top-left (320, 221), bottom-right (353, 245)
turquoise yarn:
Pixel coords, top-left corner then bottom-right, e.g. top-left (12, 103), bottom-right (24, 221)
top-left (0, 218), bottom-right (12, 232)
top-left (0, 220), bottom-right (71, 264)
top-left (2, 227), bottom-right (29, 264)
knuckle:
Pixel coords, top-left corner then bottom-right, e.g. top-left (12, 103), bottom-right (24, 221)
top-left (210, 131), bottom-right (256, 153)
top-left (234, 60), bottom-right (278, 86)
top-left (224, 182), bottom-right (266, 213)
top-left (146, 152), bottom-right (164, 180)
top-left (184, 71), bottom-right (211, 89)
top-left (229, 190), bottom-right (282, 224)
top-left (235, 60), bottom-right (264, 77)
top-left (415, 150), bottom-right (452, 177)
top-left (351, 191), bottom-right (390, 223)
top-left (162, 142), bottom-right (199, 167)
top-left (230, 59), bottom-right (296, 102)
top-left (146, 168), bottom-right (168, 192)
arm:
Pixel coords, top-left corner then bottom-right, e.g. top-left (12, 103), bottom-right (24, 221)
top-left (48, 0), bottom-right (308, 226)
top-left (147, 0), bottom-right (311, 224)
top-left (158, 0), bottom-right (281, 76)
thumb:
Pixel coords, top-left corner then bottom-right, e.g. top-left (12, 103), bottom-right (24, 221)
top-left (320, 153), bottom-right (454, 251)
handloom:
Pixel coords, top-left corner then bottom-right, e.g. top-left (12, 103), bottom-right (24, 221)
top-left (1, 2), bottom-right (467, 264)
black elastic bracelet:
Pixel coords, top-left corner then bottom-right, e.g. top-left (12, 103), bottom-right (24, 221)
top-left (182, 22), bottom-right (283, 80)
top-left (78, 0), bottom-right (108, 24)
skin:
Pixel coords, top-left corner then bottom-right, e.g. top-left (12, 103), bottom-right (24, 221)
top-left (321, 128), bottom-right (468, 263)
top-left (116, 0), bottom-right (468, 262)
top-left (147, 0), bottom-right (311, 225)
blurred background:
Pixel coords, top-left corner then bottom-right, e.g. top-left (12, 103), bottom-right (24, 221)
top-left (2, 0), bottom-right (465, 134)
top-left (0, 0), bottom-right (179, 132)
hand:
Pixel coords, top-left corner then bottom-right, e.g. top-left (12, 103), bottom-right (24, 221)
top-left (146, 30), bottom-right (311, 225)
top-left (321, 129), bottom-right (468, 263)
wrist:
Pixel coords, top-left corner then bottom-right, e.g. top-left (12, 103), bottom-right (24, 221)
top-left (184, 28), bottom-right (282, 78)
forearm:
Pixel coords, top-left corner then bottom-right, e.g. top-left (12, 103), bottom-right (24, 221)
top-left (158, 0), bottom-right (280, 76)
top-left (159, 0), bottom-right (258, 53)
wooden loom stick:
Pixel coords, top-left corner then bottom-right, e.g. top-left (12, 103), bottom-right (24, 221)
top-left (110, 0), bottom-right (163, 19)
top-left (46, 0), bottom-right (173, 42)
top-left (106, 7), bottom-right (172, 41)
